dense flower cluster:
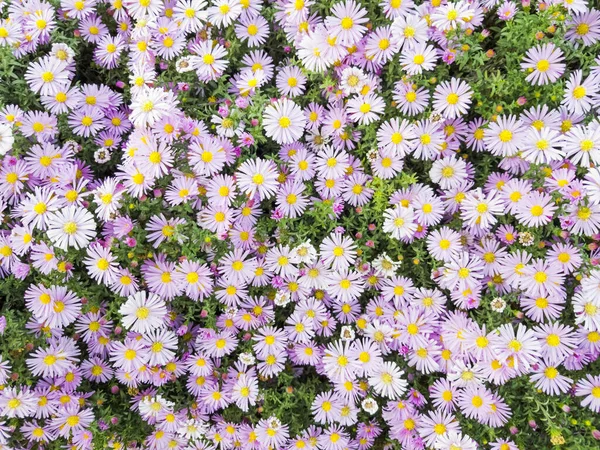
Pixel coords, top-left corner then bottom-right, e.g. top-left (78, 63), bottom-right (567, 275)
top-left (1, 0), bottom-right (600, 448)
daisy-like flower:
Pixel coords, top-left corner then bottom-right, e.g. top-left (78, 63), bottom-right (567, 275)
top-left (432, 78), bottom-right (473, 119)
top-left (276, 65), bottom-right (306, 97)
top-left (431, 1), bottom-right (475, 31)
top-left (434, 431), bottom-right (478, 450)
top-left (563, 123), bottom-right (600, 168)
top-left (189, 136), bottom-right (227, 176)
top-left (440, 252), bottom-right (485, 293)
top-left (50, 406), bottom-right (94, 438)
top-left (207, 0), bottom-right (243, 27)
top-left (515, 191), bottom-right (557, 227)
top-left (399, 42), bottom-right (438, 75)
top-left (493, 323), bottom-right (542, 371)
top-left (460, 189), bottom-right (504, 230)
top-left (383, 205), bottom-right (417, 240)
top-left (325, 0), bottom-right (369, 46)
top-left (93, 178), bottom-right (124, 221)
top-left (323, 340), bottom-right (356, 380)
top-left (315, 146), bottom-right (349, 179)
top-left (84, 243), bottom-right (118, 285)
top-left (232, 373), bottom-right (259, 412)
top-left (562, 70), bottom-right (598, 115)
top-left (255, 417), bottom-right (289, 449)
top-left (575, 375), bottom-right (600, 412)
top-left (311, 391), bottom-right (343, 424)
top-left (263, 98), bottom-right (306, 144)
top-left (365, 25), bottom-right (398, 64)
top-left (566, 9), bottom-right (600, 46)
top-left (236, 158), bottom-right (279, 200)
top-left (24, 56), bottom-right (70, 96)
top-left (191, 40), bottom-right (229, 81)
top-left (219, 248), bottom-right (257, 284)
top-left (110, 338), bottom-right (149, 373)
top-left (327, 269), bottom-right (365, 303)
top-left (265, 245), bottom-right (298, 279)
top-left (573, 290), bottom-right (600, 331)
top-left (0, 387), bottom-right (37, 418)
top-left (26, 338), bottom-right (79, 378)
top-left (119, 291), bottom-right (167, 333)
top-left (391, 13), bottom-right (427, 47)
top-left (530, 363), bottom-right (573, 396)
top-left (521, 43), bottom-right (566, 86)
top-left (419, 411), bottom-right (460, 448)
top-left (533, 322), bottom-right (577, 365)
top-left (430, 156), bottom-right (468, 190)
top-left (18, 187), bottom-right (61, 231)
top-left (377, 118), bottom-right (415, 156)
top-left (521, 127), bottom-right (565, 164)
top-left (130, 87), bottom-right (177, 128)
top-left (123, 0), bottom-right (163, 17)
top-left (340, 66), bottom-right (367, 95)
top-left (276, 181), bottom-right (309, 218)
top-left (521, 258), bottom-right (565, 299)
top-left (206, 174), bottom-right (237, 207)
top-left (427, 227), bottom-right (463, 263)
top-left (484, 114), bottom-right (526, 157)
top-left (173, 0), bottom-right (208, 33)
top-left (320, 233), bottom-right (357, 271)
top-left (291, 241), bottom-right (318, 265)
top-left (569, 202), bottom-right (600, 236)
top-left (236, 13), bottom-right (270, 48)
top-left (46, 206), bottom-right (96, 250)
top-left (369, 361), bottom-right (407, 399)
top-left (393, 82), bottom-right (429, 116)
top-left (0, 19), bottom-right (22, 47)
top-left (347, 93), bottom-right (385, 125)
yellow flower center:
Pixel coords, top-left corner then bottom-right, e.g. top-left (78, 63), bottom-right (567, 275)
top-left (341, 17), bottom-right (353, 29)
top-left (279, 116), bottom-right (291, 128)
top-left (536, 59), bottom-right (550, 72)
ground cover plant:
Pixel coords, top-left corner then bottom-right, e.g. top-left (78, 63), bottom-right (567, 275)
top-left (1, 0), bottom-right (600, 448)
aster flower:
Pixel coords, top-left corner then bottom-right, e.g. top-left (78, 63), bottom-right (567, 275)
top-left (530, 363), bottom-right (572, 396)
top-left (431, 1), bottom-right (475, 31)
top-left (433, 78), bottom-right (473, 119)
top-left (325, 0), bottom-right (368, 46)
top-left (575, 375), bottom-right (600, 412)
top-left (320, 233), bottom-right (357, 271)
top-left (110, 338), bottom-right (149, 372)
top-left (263, 98), bottom-right (306, 144)
top-left (460, 189), bottom-right (504, 230)
top-left (46, 206), bottom-right (96, 250)
top-left (347, 93), bottom-right (385, 125)
top-left (130, 87), bottom-right (178, 128)
top-left (521, 43), bottom-right (566, 86)
top-left (323, 340), bottom-right (356, 380)
top-left (430, 156), bottom-right (468, 190)
top-left (84, 243), bottom-right (118, 285)
top-left (368, 361), bottom-right (407, 399)
top-left (50, 406), bottom-right (94, 438)
top-left (24, 56), bottom-right (70, 96)
top-left (484, 114), bottom-right (527, 157)
top-left (0, 387), bottom-right (37, 418)
top-left (236, 157), bottom-right (279, 200)
top-left (119, 291), bottom-right (167, 333)
top-left (566, 9), bottom-right (600, 45)
top-left (255, 417), bottom-right (289, 449)
top-left (399, 42), bottom-right (438, 75)
top-left (515, 191), bottom-right (557, 227)
top-left (563, 123), bottom-right (600, 168)
top-left (493, 323), bottom-right (541, 371)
